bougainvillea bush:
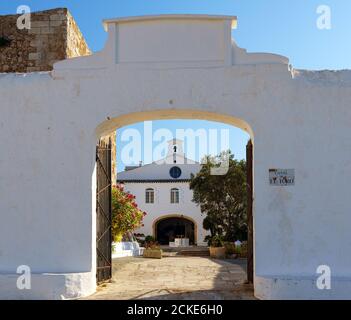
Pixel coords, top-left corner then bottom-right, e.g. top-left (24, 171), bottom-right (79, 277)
top-left (112, 184), bottom-right (146, 242)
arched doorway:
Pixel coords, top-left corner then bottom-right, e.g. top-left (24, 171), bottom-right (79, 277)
top-left (155, 216), bottom-right (196, 245)
top-left (98, 110), bottom-right (254, 283)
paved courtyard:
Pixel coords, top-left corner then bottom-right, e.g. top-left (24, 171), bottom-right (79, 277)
top-left (86, 256), bottom-right (255, 300)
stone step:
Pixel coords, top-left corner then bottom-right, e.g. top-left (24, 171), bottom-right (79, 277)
top-left (179, 250), bottom-right (210, 257)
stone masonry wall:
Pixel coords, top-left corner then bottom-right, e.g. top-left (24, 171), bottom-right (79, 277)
top-left (66, 11), bottom-right (91, 58)
top-left (0, 8), bottom-right (91, 73)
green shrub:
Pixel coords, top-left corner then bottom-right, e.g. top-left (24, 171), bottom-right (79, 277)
top-left (210, 235), bottom-right (224, 247)
top-left (239, 241), bottom-right (248, 258)
top-left (145, 235), bottom-right (155, 243)
top-left (204, 235), bottom-right (213, 246)
top-left (224, 242), bottom-right (236, 255)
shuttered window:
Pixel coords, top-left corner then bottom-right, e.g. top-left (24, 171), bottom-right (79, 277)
top-left (145, 188), bottom-right (155, 203)
top-left (170, 188), bottom-right (179, 204)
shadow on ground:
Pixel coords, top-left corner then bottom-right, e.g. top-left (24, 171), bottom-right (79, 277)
top-left (86, 256), bottom-right (255, 300)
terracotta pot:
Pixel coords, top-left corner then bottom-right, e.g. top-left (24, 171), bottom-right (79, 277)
top-left (210, 246), bottom-right (226, 259)
top-left (143, 248), bottom-right (163, 259)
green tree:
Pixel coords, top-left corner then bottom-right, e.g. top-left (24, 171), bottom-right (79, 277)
top-left (190, 151), bottom-right (247, 242)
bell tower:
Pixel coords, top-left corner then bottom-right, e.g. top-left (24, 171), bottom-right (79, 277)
top-left (167, 139), bottom-right (184, 164)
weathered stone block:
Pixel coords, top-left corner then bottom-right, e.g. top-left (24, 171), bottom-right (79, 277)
top-left (31, 21), bottom-right (50, 28)
top-left (28, 52), bottom-right (40, 60)
top-left (50, 14), bottom-right (65, 21)
top-left (40, 27), bottom-right (54, 35)
top-left (143, 249), bottom-right (163, 259)
top-left (28, 27), bottom-right (41, 35)
top-left (30, 40), bottom-right (38, 47)
top-left (50, 20), bottom-right (63, 27)
top-left (26, 66), bottom-right (41, 72)
top-left (34, 14), bottom-right (50, 21)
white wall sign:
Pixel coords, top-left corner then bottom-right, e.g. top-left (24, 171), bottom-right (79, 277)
top-left (269, 169), bottom-right (295, 186)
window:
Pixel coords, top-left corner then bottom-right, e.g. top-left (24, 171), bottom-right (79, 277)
top-left (145, 188), bottom-right (154, 204)
top-left (170, 188), bottom-right (180, 204)
top-left (169, 166), bottom-right (182, 179)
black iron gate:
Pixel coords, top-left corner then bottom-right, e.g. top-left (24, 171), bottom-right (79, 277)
top-left (96, 139), bottom-right (112, 284)
top-left (246, 140), bottom-right (254, 284)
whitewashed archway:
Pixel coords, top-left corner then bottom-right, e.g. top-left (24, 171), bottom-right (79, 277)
top-left (1, 15), bottom-right (351, 300)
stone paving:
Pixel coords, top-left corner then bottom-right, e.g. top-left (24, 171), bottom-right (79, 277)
top-left (86, 256), bottom-right (255, 300)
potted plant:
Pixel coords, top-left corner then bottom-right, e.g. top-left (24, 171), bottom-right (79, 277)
top-left (209, 235), bottom-right (226, 259)
top-left (143, 240), bottom-right (163, 259)
top-left (224, 242), bottom-right (238, 259)
top-left (111, 184), bottom-right (146, 243)
top-left (144, 235), bottom-right (155, 244)
top-left (111, 185), bottom-right (146, 257)
top-left (237, 241), bottom-right (248, 258)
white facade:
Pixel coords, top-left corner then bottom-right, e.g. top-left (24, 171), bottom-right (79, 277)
top-left (0, 14), bottom-right (351, 299)
top-left (121, 182), bottom-right (208, 246)
top-left (118, 140), bottom-right (209, 246)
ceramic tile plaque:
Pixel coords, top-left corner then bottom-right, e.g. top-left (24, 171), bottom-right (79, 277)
top-left (269, 169), bottom-right (295, 186)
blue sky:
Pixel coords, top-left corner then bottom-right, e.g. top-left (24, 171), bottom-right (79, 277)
top-left (116, 120), bottom-right (250, 171)
top-left (2, 0), bottom-right (350, 70)
top-left (2, 1), bottom-right (350, 171)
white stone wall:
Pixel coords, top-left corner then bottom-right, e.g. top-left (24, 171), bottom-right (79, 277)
top-left (122, 182), bottom-right (209, 246)
top-left (0, 15), bottom-right (351, 299)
